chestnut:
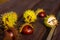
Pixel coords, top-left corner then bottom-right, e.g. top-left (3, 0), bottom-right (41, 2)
top-left (36, 9), bottom-right (46, 18)
top-left (7, 29), bottom-right (13, 37)
top-left (38, 12), bottom-right (46, 18)
top-left (20, 24), bottom-right (34, 35)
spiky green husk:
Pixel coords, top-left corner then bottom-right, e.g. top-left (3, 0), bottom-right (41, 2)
top-left (44, 15), bottom-right (56, 28)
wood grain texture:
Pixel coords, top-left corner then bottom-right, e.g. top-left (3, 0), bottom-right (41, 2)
top-left (0, 0), bottom-right (60, 40)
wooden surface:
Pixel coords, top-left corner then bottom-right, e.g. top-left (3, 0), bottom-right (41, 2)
top-left (0, 0), bottom-right (60, 40)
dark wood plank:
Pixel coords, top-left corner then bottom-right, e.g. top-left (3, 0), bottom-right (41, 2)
top-left (0, 0), bottom-right (60, 40)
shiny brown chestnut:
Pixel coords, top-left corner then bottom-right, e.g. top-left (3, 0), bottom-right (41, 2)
top-left (36, 9), bottom-right (46, 18)
top-left (38, 12), bottom-right (46, 18)
top-left (7, 29), bottom-right (13, 37)
top-left (21, 25), bottom-right (33, 35)
top-left (20, 23), bottom-right (34, 35)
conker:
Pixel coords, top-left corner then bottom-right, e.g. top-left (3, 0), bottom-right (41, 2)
top-left (7, 29), bottom-right (13, 37)
top-left (38, 12), bottom-right (46, 18)
top-left (21, 25), bottom-right (33, 35)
